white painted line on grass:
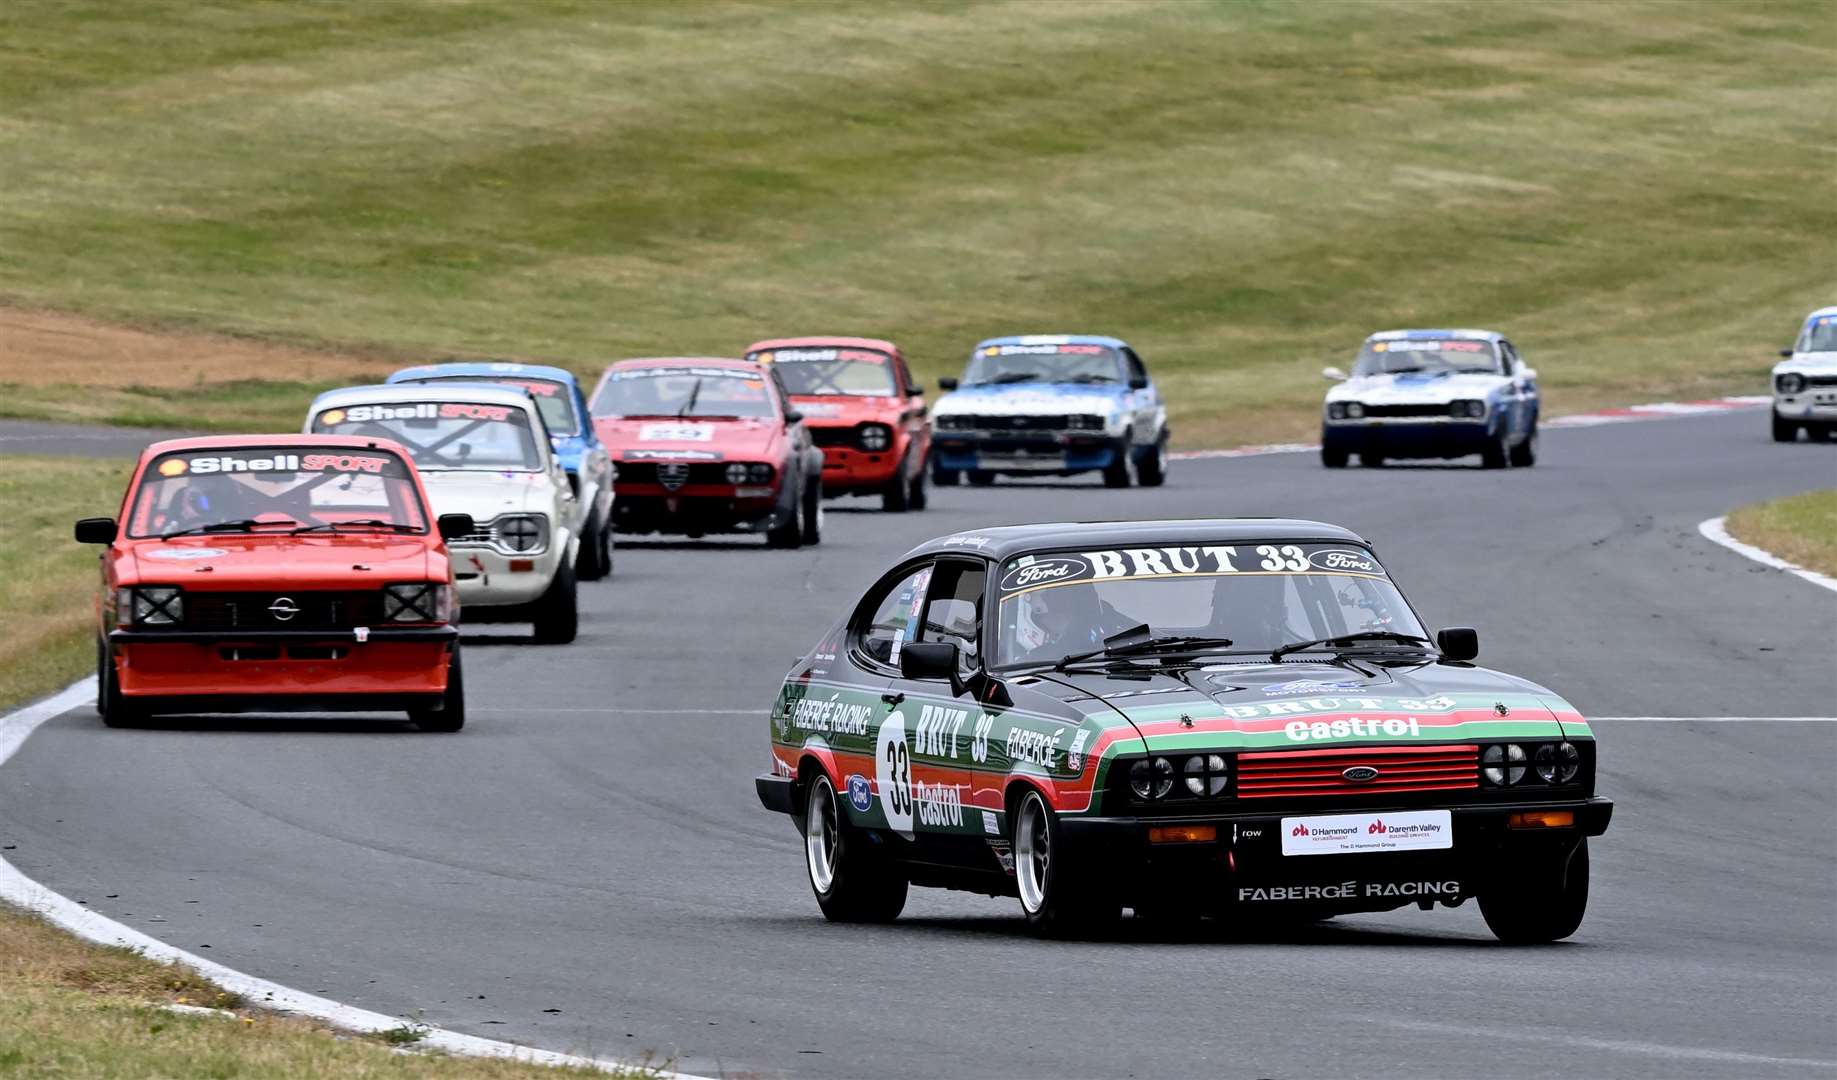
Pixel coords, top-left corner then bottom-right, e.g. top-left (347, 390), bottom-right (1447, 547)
top-left (0, 677), bottom-right (710, 1079)
top-left (1698, 515), bottom-right (1837, 595)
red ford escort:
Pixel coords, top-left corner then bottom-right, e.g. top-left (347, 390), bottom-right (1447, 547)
top-left (75, 435), bottom-right (475, 730)
top-left (743, 337), bottom-right (930, 512)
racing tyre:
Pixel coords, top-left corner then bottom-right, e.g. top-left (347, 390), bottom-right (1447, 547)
top-left (1013, 788), bottom-right (1121, 938)
top-left (97, 638), bottom-right (144, 728)
top-left (766, 481), bottom-right (804, 548)
top-left (1136, 437), bottom-right (1168, 487)
top-left (931, 464), bottom-right (961, 487)
top-left (1479, 430), bottom-right (1510, 470)
top-left (804, 774), bottom-right (907, 922)
top-left (1479, 839), bottom-right (1589, 944)
top-left (967, 470), bottom-right (997, 487)
top-left (1771, 412), bottom-right (1797, 443)
top-left (881, 458), bottom-right (911, 512)
top-left (801, 477), bottom-right (823, 545)
top-left (1508, 426), bottom-right (1538, 467)
top-left (1321, 446), bottom-right (1349, 468)
top-left (409, 648), bottom-right (466, 732)
top-left (575, 510), bottom-right (612, 581)
top-left (531, 558), bottom-right (578, 644)
top-left (1102, 446), bottom-right (1132, 488)
top-left (907, 462), bottom-right (928, 511)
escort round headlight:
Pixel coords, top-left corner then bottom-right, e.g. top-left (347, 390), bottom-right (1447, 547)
top-left (747, 462), bottom-right (775, 484)
top-left (495, 515), bottom-right (544, 553)
top-left (1481, 743), bottom-right (1528, 786)
top-left (857, 423), bottom-right (892, 452)
top-left (1777, 373), bottom-right (1806, 395)
top-left (1327, 403), bottom-right (1349, 420)
top-left (1183, 754), bottom-right (1228, 796)
top-left (1557, 741), bottom-right (1581, 783)
top-left (1345, 402), bottom-right (1365, 419)
top-left (725, 462), bottom-right (749, 485)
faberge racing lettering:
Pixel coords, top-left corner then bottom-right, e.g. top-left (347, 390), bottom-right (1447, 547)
top-left (998, 543), bottom-right (1388, 592)
top-left (1237, 880), bottom-right (1461, 902)
top-left (1007, 726), bottom-right (1064, 769)
top-left (789, 697), bottom-right (874, 737)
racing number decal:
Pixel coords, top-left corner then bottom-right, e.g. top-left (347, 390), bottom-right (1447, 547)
top-left (1257, 544), bottom-right (1308, 572)
top-left (876, 711), bottom-right (915, 836)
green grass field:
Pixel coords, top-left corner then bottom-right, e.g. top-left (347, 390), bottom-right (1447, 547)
top-left (1728, 489), bottom-right (1837, 578)
top-left (1, 1), bottom-right (1832, 445)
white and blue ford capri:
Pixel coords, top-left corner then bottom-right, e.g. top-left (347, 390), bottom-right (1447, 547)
top-left (1320, 329), bottom-right (1540, 469)
top-left (929, 335), bottom-right (1169, 488)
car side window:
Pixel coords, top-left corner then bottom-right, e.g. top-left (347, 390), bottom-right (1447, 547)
top-left (1124, 349), bottom-right (1148, 385)
top-left (855, 564), bottom-right (934, 668)
top-left (1500, 342), bottom-right (1519, 375)
top-left (918, 560), bottom-right (987, 673)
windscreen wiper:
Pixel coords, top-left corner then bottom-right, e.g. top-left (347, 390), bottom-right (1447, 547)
top-left (1054, 624), bottom-right (1236, 671)
top-left (160, 519), bottom-right (289, 539)
top-left (989, 372), bottom-right (1040, 384)
top-left (676, 378), bottom-right (704, 418)
top-left (289, 519), bottom-right (418, 535)
top-left (1270, 631), bottom-right (1432, 662)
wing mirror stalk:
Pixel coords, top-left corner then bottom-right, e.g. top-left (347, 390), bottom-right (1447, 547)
top-left (898, 641), bottom-right (1010, 705)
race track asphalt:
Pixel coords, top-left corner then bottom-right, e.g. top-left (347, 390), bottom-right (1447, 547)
top-left (3, 410), bottom-right (1834, 1079)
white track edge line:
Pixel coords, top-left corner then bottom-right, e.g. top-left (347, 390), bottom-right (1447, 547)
top-left (0, 676), bottom-right (712, 1079)
top-left (1698, 516), bottom-right (1837, 595)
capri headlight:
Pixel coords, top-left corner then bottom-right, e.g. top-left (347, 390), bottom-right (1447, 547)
top-left (1481, 743), bottom-right (1527, 786)
top-left (1128, 757), bottom-right (1176, 800)
top-left (1777, 373), bottom-right (1806, 395)
top-left (1327, 402), bottom-right (1349, 420)
top-left (857, 423), bottom-right (893, 452)
top-left (1344, 402), bottom-right (1365, 419)
top-left (1556, 741), bottom-right (1580, 783)
top-left (1183, 754), bottom-right (1229, 796)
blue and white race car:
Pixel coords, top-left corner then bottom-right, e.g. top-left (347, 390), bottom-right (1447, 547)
top-left (1321, 329), bottom-right (1539, 469)
top-left (929, 335), bottom-right (1168, 487)
top-left (387, 362), bottom-right (615, 578)
top-left (1772, 306), bottom-right (1837, 443)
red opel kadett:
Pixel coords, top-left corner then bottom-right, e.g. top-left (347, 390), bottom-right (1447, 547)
top-left (743, 337), bottom-right (930, 511)
top-left (75, 435), bottom-right (475, 730)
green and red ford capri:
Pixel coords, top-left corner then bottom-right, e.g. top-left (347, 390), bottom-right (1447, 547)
top-left (756, 519), bottom-right (1611, 940)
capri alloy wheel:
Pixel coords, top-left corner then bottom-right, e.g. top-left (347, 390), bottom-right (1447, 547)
top-left (801, 774), bottom-right (906, 922)
top-left (805, 776), bottom-right (840, 895)
top-left (1015, 790), bottom-right (1051, 914)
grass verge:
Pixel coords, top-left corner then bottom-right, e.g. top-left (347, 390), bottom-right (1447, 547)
top-left (0, 455), bottom-right (132, 711)
top-left (1726, 489), bottom-right (1837, 578)
top-left (0, 902), bottom-right (644, 1077)
top-left (1, 1), bottom-right (1832, 446)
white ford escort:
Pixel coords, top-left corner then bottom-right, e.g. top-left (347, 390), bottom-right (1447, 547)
top-left (1773, 306), bottom-right (1837, 443)
top-left (305, 385), bottom-right (582, 643)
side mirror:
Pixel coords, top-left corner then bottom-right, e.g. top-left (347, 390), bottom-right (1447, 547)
top-left (1322, 366), bottom-right (1349, 382)
top-left (1436, 627), bottom-right (1479, 662)
top-left (783, 409), bottom-right (804, 426)
top-left (1518, 367), bottom-right (1537, 381)
top-left (907, 383), bottom-right (925, 397)
top-left (939, 377), bottom-right (959, 392)
top-left (900, 641), bottom-right (964, 693)
top-left (1780, 348), bottom-right (1794, 358)
top-left (74, 517), bottom-right (118, 545)
top-left (1128, 376), bottom-right (1149, 390)
top-left (436, 513), bottom-right (476, 541)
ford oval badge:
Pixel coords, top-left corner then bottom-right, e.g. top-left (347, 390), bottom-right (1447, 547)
top-left (1341, 765), bottom-right (1380, 783)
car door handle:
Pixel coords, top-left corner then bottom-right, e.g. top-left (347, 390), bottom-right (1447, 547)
top-left (881, 691), bottom-right (905, 707)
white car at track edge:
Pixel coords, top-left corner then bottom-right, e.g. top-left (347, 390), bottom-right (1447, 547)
top-left (305, 384), bottom-right (582, 643)
top-left (1772, 305), bottom-right (1837, 442)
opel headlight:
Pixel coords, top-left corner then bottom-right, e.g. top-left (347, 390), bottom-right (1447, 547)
top-left (1327, 403), bottom-right (1349, 420)
top-left (123, 586), bottom-right (183, 627)
top-left (382, 582), bottom-right (451, 623)
top-left (1777, 373), bottom-right (1806, 395)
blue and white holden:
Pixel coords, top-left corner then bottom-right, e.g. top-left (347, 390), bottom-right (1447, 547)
top-left (929, 335), bottom-right (1169, 488)
top-left (1321, 329), bottom-right (1539, 469)
top-left (1771, 306), bottom-right (1837, 443)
